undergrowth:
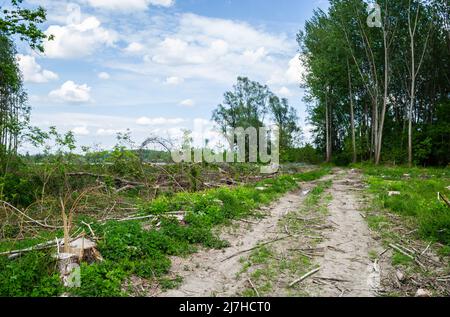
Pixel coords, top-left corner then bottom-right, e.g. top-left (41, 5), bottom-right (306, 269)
top-left (0, 168), bottom-right (330, 297)
top-left (361, 165), bottom-right (450, 246)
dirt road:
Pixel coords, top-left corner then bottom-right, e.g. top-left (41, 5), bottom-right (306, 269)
top-left (158, 169), bottom-right (382, 297)
top-left (160, 180), bottom-right (319, 297)
top-left (305, 169), bottom-right (381, 297)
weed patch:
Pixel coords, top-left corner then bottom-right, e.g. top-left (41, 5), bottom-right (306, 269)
top-left (363, 166), bottom-right (450, 246)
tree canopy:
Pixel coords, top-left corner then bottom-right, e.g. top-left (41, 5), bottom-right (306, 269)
top-left (299, 0), bottom-right (450, 166)
top-left (0, 0), bottom-right (50, 52)
top-left (212, 77), bottom-right (302, 159)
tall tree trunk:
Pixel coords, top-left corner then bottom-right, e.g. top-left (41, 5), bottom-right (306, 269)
top-left (373, 97), bottom-right (379, 163)
top-left (325, 92), bottom-right (331, 163)
top-left (375, 27), bottom-right (390, 165)
top-left (407, 1), bottom-right (431, 167)
top-left (408, 0), bottom-right (417, 167)
top-left (348, 60), bottom-right (357, 163)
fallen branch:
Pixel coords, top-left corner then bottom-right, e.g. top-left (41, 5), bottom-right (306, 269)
top-left (438, 192), bottom-right (450, 208)
top-left (421, 243), bottom-right (432, 256)
top-left (81, 221), bottom-right (96, 239)
top-left (0, 200), bottom-right (62, 230)
top-left (117, 215), bottom-right (157, 222)
top-left (247, 278), bottom-right (260, 297)
top-left (115, 185), bottom-right (136, 193)
top-left (296, 216), bottom-right (320, 222)
top-left (389, 244), bottom-right (414, 259)
top-left (113, 211), bottom-right (187, 223)
top-left (313, 276), bottom-right (350, 283)
top-left (394, 243), bottom-right (416, 256)
top-left (289, 267), bottom-right (321, 287)
top-left (389, 243), bottom-right (426, 270)
top-left (221, 235), bottom-right (291, 262)
top-left (0, 239), bottom-right (62, 257)
top-left (379, 248), bottom-right (389, 257)
top-left (67, 172), bottom-right (145, 187)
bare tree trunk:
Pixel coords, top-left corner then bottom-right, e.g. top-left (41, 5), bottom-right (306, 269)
top-left (375, 28), bottom-right (389, 165)
top-left (373, 96), bottom-right (379, 164)
top-left (407, 0), bottom-right (432, 167)
top-left (325, 92), bottom-right (331, 163)
top-left (348, 60), bottom-right (357, 163)
top-left (408, 0), bottom-right (417, 167)
top-left (408, 63), bottom-right (415, 167)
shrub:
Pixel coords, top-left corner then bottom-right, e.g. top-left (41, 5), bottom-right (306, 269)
top-left (71, 261), bottom-right (127, 297)
top-left (0, 173), bottom-right (36, 207)
top-left (0, 251), bottom-right (62, 297)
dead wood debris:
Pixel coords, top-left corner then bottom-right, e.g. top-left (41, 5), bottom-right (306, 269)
top-left (221, 235), bottom-right (292, 262)
top-left (1, 200), bottom-right (62, 230)
top-left (289, 267), bottom-right (321, 287)
top-left (247, 278), bottom-right (260, 297)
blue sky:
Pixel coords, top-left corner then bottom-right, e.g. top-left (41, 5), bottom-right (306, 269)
top-left (17, 0), bottom-right (329, 152)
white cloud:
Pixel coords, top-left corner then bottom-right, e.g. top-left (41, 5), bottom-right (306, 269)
top-left (97, 128), bottom-right (127, 136)
top-left (44, 16), bottom-right (116, 59)
top-left (165, 76), bottom-right (184, 85)
top-left (179, 99), bottom-right (195, 107)
top-left (242, 47), bottom-right (267, 64)
top-left (110, 13), bottom-right (296, 86)
top-left (49, 81), bottom-right (92, 103)
top-left (286, 54), bottom-right (305, 84)
top-left (72, 126), bottom-right (90, 136)
top-left (16, 54), bottom-right (58, 83)
top-left (98, 72), bottom-right (110, 80)
top-left (277, 87), bottom-right (292, 97)
top-left (85, 0), bottom-right (174, 11)
top-left (124, 42), bottom-right (144, 54)
top-left (269, 54), bottom-right (306, 86)
top-left (136, 117), bottom-right (185, 125)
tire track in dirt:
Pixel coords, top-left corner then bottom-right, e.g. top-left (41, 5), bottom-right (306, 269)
top-left (158, 181), bottom-right (320, 297)
top-left (305, 169), bottom-right (382, 297)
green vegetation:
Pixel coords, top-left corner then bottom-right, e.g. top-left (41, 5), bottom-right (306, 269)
top-left (299, 0), bottom-right (450, 166)
top-left (0, 251), bottom-right (62, 297)
top-left (0, 168), bottom-right (329, 297)
top-left (1, 0), bottom-right (448, 299)
top-left (361, 165), bottom-right (450, 246)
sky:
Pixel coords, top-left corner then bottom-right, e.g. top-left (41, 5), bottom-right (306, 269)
top-left (15, 0), bottom-right (329, 153)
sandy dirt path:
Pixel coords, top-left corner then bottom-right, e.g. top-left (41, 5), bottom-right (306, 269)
top-left (158, 169), bottom-right (382, 297)
top-left (305, 169), bottom-right (382, 297)
top-left (159, 181), bottom-right (319, 297)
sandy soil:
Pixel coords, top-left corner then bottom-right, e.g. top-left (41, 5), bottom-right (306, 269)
top-left (158, 169), bottom-right (383, 297)
top-left (305, 169), bottom-right (382, 297)
top-left (159, 181), bottom-right (319, 297)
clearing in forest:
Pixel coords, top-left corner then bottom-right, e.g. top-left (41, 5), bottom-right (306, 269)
top-left (157, 169), bottom-right (383, 297)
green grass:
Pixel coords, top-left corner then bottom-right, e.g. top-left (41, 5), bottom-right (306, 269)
top-left (0, 168), bottom-right (330, 297)
top-left (392, 251), bottom-right (414, 267)
top-left (361, 165), bottom-right (450, 246)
